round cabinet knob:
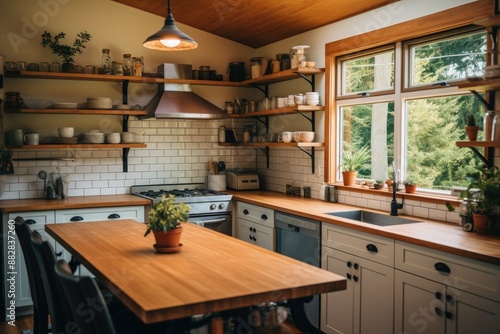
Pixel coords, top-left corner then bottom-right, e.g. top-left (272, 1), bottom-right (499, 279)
top-left (261, 214), bottom-right (268, 220)
top-left (219, 203), bottom-right (225, 209)
top-left (243, 209), bottom-right (249, 215)
top-left (210, 204), bottom-right (216, 210)
top-left (347, 261), bottom-right (352, 268)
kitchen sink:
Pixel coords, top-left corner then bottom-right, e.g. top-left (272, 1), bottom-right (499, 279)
top-left (325, 210), bottom-right (423, 226)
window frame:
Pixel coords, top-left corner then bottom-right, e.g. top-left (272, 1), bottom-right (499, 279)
top-left (323, 0), bottom-right (493, 186)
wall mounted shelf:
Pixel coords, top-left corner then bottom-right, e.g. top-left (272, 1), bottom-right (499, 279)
top-left (456, 141), bottom-right (500, 167)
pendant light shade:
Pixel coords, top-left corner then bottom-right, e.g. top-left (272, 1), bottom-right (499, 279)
top-left (143, 0), bottom-right (198, 51)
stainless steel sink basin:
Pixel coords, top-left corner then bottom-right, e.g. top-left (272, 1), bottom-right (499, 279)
top-left (325, 210), bottom-right (423, 226)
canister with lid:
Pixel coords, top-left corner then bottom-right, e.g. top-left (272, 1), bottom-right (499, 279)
top-left (228, 62), bottom-right (245, 81)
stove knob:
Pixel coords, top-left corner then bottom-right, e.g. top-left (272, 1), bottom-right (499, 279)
top-left (219, 203), bottom-right (225, 210)
top-left (210, 204), bottom-right (216, 210)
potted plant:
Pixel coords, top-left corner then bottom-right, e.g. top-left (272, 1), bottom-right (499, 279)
top-left (465, 113), bottom-right (479, 141)
top-left (373, 179), bottom-right (385, 190)
top-left (338, 145), bottom-right (370, 186)
top-left (403, 180), bottom-right (418, 193)
top-left (40, 31), bottom-right (92, 73)
top-left (461, 166), bottom-right (500, 234)
top-left (144, 194), bottom-right (190, 250)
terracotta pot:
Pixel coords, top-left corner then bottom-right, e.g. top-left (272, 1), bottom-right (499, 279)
top-left (385, 180), bottom-right (394, 192)
top-left (153, 226), bottom-right (183, 247)
top-left (465, 126), bottom-right (479, 141)
top-left (342, 171), bottom-right (357, 186)
top-left (405, 184), bottom-right (417, 194)
top-left (472, 214), bottom-right (493, 234)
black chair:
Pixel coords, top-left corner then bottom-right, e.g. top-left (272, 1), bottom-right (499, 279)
top-left (30, 230), bottom-right (77, 334)
top-left (13, 217), bottom-right (50, 334)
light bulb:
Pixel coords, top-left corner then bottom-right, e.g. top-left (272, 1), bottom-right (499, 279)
top-left (161, 39), bottom-right (181, 47)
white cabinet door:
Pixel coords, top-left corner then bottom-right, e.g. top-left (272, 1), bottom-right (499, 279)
top-left (322, 246), bottom-right (354, 334)
top-left (322, 246), bottom-right (394, 334)
top-left (395, 270), bottom-right (447, 334)
top-left (254, 222), bottom-right (274, 251)
top-left (447, 287), bottom-right (500, 334)
top-left (55, 205), bottom-right (145, 223)
top-left (237, 218), bottom-right (255, 245)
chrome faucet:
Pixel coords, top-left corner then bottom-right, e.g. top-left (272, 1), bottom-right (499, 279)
top-left (390, 164), bottom-right (404, 216)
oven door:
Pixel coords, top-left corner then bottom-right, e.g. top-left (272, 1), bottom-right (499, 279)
top-left (189, 213), bottom-right (232, 236)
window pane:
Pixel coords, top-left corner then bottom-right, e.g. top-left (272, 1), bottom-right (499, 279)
top-left (409, 31), bottom-right (486, 87)
top-left (340, 102), bottom-right (394, 180)
top-left (406, 95), bottom-right (483, 190)
top-left (341, 50), bottom-right (394, 95)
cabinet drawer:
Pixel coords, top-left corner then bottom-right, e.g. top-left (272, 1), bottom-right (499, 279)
top-left (8, 211), bottom-right (56, 226)
top-left (395, 241), bottom-right (500, 302)
top-left (236, 202), bottom-right (274, 229)
top-left (55, 206), bottom-right (145, 224)
top-left (322, 224), bottom-right (394, 266)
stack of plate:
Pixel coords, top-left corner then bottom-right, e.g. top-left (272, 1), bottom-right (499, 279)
top-left (53, 102), bottom-right (78, 109)
top-left (87, 97), bottom-right (112, 109)
top-left (81, 130), bottom-right (105, 144)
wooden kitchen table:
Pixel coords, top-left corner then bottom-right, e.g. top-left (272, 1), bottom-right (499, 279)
top-left (45, 219), bottom-right (346, 324)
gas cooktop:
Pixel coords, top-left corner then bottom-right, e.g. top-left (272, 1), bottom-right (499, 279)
top-left (131, 183), bottom-right (232, 205)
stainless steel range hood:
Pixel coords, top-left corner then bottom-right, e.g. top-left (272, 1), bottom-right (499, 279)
top-left (142, 64), bottom-right (226, 119)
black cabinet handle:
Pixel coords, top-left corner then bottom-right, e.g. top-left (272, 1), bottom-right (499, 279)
top-left (434, 262), bottom-right (451, 274)
top-left (261, 214), bottom-right (267, 220)
top-left (446, 295), bottom-right (453, 303)
top-left (353, 275), bottom-right (358, 282)
top-left (445, 311), bottom-right (453, 319)
top-left (346, 273), bottom-right (352, 280)
top-left (243, 209), bottom-right (249, 215)
top-left (435, 308), bottom-right (443, 316)
top-left (354, 263), bottom-right (359, 270)
top-left (108, 213), bottom-right (120, 219)
top-left (55, 251), bottom-right (63, 257)
top-left (24, 219), bottom-right (36, 225)
top-left (347, 261), bottom-right (352, 268)
top-left (366, 243), bottom-right (378, 253)
top-left (435, 292), bottom-right (442, 300)
top-left (70, 216), bottom-right (84, 221)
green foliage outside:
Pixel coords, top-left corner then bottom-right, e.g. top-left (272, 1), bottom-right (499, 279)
top-left (341, 30), bottom-right (486, 190)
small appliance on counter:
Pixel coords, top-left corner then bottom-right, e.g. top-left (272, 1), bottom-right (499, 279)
top-left (226, 169), bottom-right (260, 190)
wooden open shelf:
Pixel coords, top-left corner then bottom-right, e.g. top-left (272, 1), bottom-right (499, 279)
top-left (5, 108), bottom-right (148, 116)
top-left (7, 143), bottom-right (147, 149)
top-left (219, 142), bottom-right (323, 148)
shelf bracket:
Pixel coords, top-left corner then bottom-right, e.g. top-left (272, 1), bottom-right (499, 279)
top-left (296, 73), bottom-right (316, 91)
top-left (471, 90), bottom-right (493, 110)
top-left (122, 115), bottom-right (129, 132)
top-left (251, 83), bottom-right (269, 96)
top-left (256, 146), bottom-right (270, 168)
top-left (298, 111), bottom-right (315, 131)
top-left (122, 80), bottom-right (129, 104)
top-left (466, 146), bottom-right (493, 168)
top-left (297, 147), bottom-right (316, 173)
top-left (122, 148), bottom-right (130, 172)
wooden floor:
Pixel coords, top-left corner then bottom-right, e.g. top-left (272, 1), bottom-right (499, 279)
top-left (0, 315), bottom-right (303, 333)
top-left (0, 315), bottom-right (33, 334)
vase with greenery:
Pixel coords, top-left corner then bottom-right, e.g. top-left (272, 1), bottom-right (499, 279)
top-left (144, 194), bottom-right (190, 248)
top-left (339, 145), bottom-right (370, 186)
top-left (461, 166), bottom-right (500, 234)
top-left (465, 113), bottom-right (479, 141)
top-left (40, 31), bottom-right (91, 73)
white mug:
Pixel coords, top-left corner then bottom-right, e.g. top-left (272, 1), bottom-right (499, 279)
top-left (24, 133), bottom-right (39, 145)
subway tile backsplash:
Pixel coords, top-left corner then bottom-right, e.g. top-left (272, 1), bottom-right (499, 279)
top-left (2, 117), bottom-right (459, 224)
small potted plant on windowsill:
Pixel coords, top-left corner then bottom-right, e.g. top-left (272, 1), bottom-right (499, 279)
top-left (465, 113), bottom-right (479, 141)
top-left (144, 194), bottom-right (190, 252)
top-left (338, 145), bottom-right (370, 186)
top-left (373, 180), bottom-right (385, 190)
top-left (40, 31), bottom-right (91, 73)
top-left (403, 180), bottom-right (418, 193)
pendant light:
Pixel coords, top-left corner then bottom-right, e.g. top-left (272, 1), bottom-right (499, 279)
top-left (143, 0), bottom-right (198, 51)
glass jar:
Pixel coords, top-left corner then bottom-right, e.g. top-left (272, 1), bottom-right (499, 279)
top-left (114, 62), bottom-right (124, 75)
top-left (132, 57), bottom-right (142, 76)
top-left (101, 49), bottom-right (112, 74)
top-left (250, 57), bottom-right (262, 79)
top-left (50, 62), bottom-right (60, 72)
top-left (122, 54), bottom-right (132, 76)
top-left (199, 66), bottom-right (210, 80)
top-left (224, 101), bottom-right (233, 114)
top-left (243, 130), bottom-right (250, 143)
top-left (218, 126), bottom-right (226, 143)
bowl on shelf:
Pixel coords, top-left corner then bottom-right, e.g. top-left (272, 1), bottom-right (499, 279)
top-left (58, 127), bottom-right (74, 138)
top-left (299, 131), bottom-right (315, 142)
top-left (293, 131), bottom-right (301, 142)
top-left (106, 133), bottom-right (121, 144)
top-left (81, 131), bottom-right (105, 144)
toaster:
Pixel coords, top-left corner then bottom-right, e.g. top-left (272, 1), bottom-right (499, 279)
top-left (226, 170), bottom-right (260, 190)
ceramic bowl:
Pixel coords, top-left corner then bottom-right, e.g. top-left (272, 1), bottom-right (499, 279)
top-left (293, 131), bottom-right (301, 142)
top-left (58, 127), bottom-right (74, 138)
top-left (282, 131), bottom-right (293, 143)
top-left (121, 132), bottom-right (135, 143)
top-left (299, 131), bottom-right (315, 142)
top-left (106, 133), bottom-right (121, 144)
top-left (306, 61), bottom-right (316, 68)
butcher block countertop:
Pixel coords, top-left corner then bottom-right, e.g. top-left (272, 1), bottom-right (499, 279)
top-left (228, 190), bottom-right (500, 266)
top-left (0, 194), bottom-right (151, 212)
